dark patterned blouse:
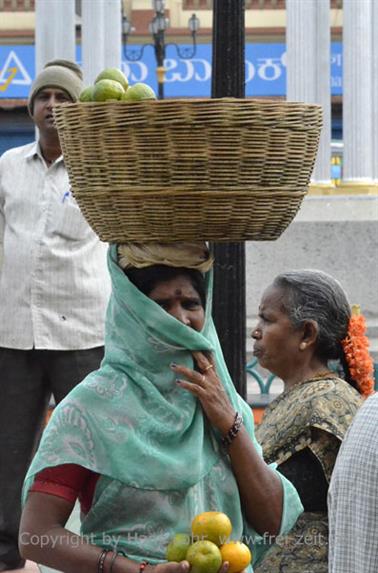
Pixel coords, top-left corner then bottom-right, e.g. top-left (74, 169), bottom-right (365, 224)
top-left (254, 376), bottom-right (362, 573)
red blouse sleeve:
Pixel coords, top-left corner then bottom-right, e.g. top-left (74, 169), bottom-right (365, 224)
top-left (30, 464), bottom-right (99, 514)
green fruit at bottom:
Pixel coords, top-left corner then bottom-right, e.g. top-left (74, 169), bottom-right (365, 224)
top-left (79, 86), bottom-right (95, 102)
top-left (186, 540), bottom-right (222, 573)
top-left (166, 533), bottom-right (192, 561)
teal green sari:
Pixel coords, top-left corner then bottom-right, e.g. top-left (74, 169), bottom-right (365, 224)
top-left (23, 245), bottom-right (302, 568)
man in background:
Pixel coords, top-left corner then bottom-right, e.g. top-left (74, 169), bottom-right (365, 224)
top-left (0, 60), bottom-right (110, 570)
top-left (328, 392), bottom-right (378, 573)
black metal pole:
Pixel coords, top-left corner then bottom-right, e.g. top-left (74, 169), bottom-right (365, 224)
top-left (154, 31), bottom-right (165, 99)
top-left (211, 0), bottom-right (247, 399)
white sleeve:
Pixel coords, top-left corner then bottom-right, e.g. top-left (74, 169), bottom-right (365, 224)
top-left (0, 154), bottom-right (5, 245)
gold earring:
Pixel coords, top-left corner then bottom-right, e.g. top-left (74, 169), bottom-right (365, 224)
top-left (299, 342), bottom-right (306, 350)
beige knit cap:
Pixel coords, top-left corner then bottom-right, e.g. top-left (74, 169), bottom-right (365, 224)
top-left (118, 242), bottom-right (214, 273)
top-left (28, 59), bottom-right (83, 115)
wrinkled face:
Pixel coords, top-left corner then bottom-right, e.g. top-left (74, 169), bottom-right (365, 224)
top-left (148, 275), bottom-right (205, 332)
top-left (251, 285), bottom-right (303, 377)
top-left (32, 87), bottom-right (71, 133)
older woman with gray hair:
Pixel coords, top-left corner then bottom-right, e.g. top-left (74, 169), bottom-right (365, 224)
top-left (253, 269), bottom-right (373, 573)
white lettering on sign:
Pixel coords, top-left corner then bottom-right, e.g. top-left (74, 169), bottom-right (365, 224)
top-left (0, 50), bottom-right (32, 86)
top-left (257, 58), bottom-right (283, 81)
top-left (331, 76), bottom-right (342, 88)
top-left (245, 60), bottom-right (256, 82)
top-left (163, 58), bottom-right (211, 83)
top-left (164, 59), bottom-right (194, 82)
top-left (331, 53), bottom-right (342, 67)
top-left (191, 58), bottom-right (211, 81)
top-left (163, 58), bottom-right (182, 82)
top-left (122, 61), bottom-right (148, 82)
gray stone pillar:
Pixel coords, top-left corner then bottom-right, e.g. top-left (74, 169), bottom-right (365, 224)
top-left (287, 0), bottom-right (316, 103)
top-left (372, 0), bottom-right (378, 182)
top-left (82, 0), bottom-right (122, 85)
top-left (35, 0), bottom-right (76, 73)
top-left (104, 0), bottom-right (122, 70)
top-left (286, 0), bottom-right (332, 187)
top-left (313, 0), bottom-right (331, 185)
top-left (342, 0), bottom-right (374, 185)
top-left (82, 0), bottom-right (105, 85)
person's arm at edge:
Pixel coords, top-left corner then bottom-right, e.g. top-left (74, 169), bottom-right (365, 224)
top-left (20, 492), bottom-right (192, 573)
top-left (0, 154), bottom-right (5, 245)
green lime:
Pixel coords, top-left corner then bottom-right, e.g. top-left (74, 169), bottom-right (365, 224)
top-left (79, 86), bottom-right (95, 102)
top-left (95, 67), bottom-right (129, 91)
top-left (122, 82), bottom-right (157, 101)
top-left (166, 533), bottom-right (191, 561)
top-left (93, 79), bottom-right (125, 102)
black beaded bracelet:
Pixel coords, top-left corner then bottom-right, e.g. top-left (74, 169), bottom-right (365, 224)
top-left (97, 549), bottom-right (110, 573)
top-left (221, 412), bottom-right (243, 448)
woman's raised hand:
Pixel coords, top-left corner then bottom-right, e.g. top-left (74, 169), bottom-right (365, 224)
top-left (170, 351), bottom-right (236, 435)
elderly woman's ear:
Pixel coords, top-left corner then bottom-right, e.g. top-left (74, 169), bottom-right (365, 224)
top-left (298, 320), bottom-right (319, 351)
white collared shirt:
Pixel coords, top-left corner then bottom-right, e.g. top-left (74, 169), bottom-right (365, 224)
top-left (0, 141), bottom-right (111, 350)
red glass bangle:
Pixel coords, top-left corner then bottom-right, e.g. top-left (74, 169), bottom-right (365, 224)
top-left (140, 561), bottom-right (149, 573)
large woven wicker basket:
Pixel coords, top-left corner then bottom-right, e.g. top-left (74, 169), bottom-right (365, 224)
top-left (54, 98), bottom-right (322, 242)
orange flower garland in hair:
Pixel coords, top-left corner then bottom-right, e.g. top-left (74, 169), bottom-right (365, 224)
top-left (341, 304), bottom-right (375, 397)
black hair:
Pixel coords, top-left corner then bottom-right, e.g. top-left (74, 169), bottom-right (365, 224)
top-left (124, 265), bottom-right (206, 309)
top-left (272, 269), bottom-right (358, 391)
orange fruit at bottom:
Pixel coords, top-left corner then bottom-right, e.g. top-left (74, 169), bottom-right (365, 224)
top-left (220, 541), bottom-right (252, 573)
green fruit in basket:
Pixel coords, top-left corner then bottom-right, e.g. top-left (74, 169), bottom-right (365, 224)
top-left (93, 79), bottom-right (125, 102)
top-left (166, 533), bottom-right (192, 561)
top-left (122, 82), bottom-right (157, 101)
top-left (79, 86), bottom-right (95, 102)
top-left (95, 67), bottom-right (129, 91)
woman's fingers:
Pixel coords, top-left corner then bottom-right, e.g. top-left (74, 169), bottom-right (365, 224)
top-left (155, 561), bottom-right (190, 573)
top-left (192, 351), bottom-right (216, 372)
top-left (170, 351), bottom-right (220, 394)
top-left (175, 378), bottom-right (204, 396)
top-left (171, 361), bottom-right (236, 433)
top-left (170, 363), bottom-right (206, 387)
top-left (170, 352), bottom-right (216, 389)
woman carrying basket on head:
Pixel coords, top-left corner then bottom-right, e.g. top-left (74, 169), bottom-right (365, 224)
top-left (252, 269), bottom-right (374, 573)
top-left (19, 242), bottom-right (302, 573)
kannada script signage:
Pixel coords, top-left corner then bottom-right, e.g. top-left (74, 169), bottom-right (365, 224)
top-left (0, 43), bottom-right (342, 99)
